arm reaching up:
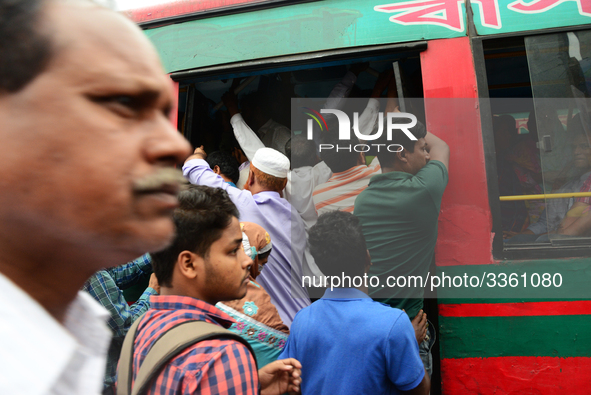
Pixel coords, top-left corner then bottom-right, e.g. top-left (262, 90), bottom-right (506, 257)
top-left (222, 91), bottom-right (265, 161)
top-left (425, 131), bottom-right (450, 171)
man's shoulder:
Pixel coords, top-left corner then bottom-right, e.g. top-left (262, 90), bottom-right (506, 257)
top-left (303, 297), bottom-right (404, 322)
top-left (184, 337), bottom-right (254, 361)
top-left (415, 160), bottom-right (448, 184)
top-left (83, 269), bottom-right (113, 289)
top-left (138, 314), bottom-right (255, 369)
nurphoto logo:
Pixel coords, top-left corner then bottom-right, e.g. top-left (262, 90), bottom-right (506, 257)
top-left (303, 108), bottom-right (419, 153)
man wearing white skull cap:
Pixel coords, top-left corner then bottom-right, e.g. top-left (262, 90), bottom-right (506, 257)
top-left (251, 147), bottom-right (290, 178)
top-left (183, 146), bottom-right (311, 327)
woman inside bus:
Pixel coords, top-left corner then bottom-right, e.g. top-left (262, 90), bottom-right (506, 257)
top-left (216, 222), bottom-right (289, 366)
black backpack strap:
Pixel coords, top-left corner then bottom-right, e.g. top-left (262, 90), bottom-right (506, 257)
top-left (118, 318), bottom-right (258, 395)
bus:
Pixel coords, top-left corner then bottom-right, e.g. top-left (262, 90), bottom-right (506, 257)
top-left (123, 1), bottom-right (591, 392)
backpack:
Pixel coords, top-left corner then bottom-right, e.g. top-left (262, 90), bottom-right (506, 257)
top-left (117, 315), bottom-right (258, 395)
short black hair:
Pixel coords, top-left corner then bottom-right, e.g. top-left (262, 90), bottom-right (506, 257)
top-left (150, 185), bottom-right (239, 287)
top-left (206, 151), bottom-right (240, 185)
top-left (290, 135), bottom-right (317, 168)
top-left (375, 117), bottom-right (427, 167)
top-left (308, 211), bottom-right (368, 278)
top-left (0, 0), bottom-right (53, 94)
top-left (319, 116), bottom-right (360, 173)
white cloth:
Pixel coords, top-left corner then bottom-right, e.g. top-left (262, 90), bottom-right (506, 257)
top-left (230, 114), bottom-right (291, 155)
top-left (0, 273), bottom-right (111, 395)
top-left (285, 163), bottom-right (332, 231)
top-left (237, 161), bottom-right (250, 189)
top-left (257, 119), bottom-right (291, 155)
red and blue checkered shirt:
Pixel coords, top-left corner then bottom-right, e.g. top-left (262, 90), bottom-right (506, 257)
top-left (130, 295), bottom-right (259, 394)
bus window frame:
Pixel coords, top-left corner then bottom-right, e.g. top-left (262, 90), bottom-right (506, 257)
top-left (472, 25), bottom-right (591, 260)
top-left (171, 41), bottom-right (428, 151)
top-left (169, 42), bottom-right (428, 82)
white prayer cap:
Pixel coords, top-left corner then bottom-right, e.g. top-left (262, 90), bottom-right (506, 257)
top-left (251, 147), bottom-right (290, 178)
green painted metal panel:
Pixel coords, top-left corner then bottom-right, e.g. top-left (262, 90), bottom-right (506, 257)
top-left (433, 259), bottom-right (591, 300)
top-left (472, 0), bottom-right (591, 36)
top-left (144, 0), bottom-right (465, 73)
top-left (440, 315), bottom-right (591, 358)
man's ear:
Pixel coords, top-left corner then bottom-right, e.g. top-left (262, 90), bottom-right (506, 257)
top-left (365, 250), bottom-right (372, 273)
top-left (213, 165), bottom-right (221, 175)
top-left (177, 250), bottom-right (201, 281)
top-left (279, 177), bottom-right (288, 191)
top-left (247, 169), bottom-right (256, 187)
top-left (396, 148), bottom-right (407, 163)
top-left (357, 151), bottom-right (366, 166)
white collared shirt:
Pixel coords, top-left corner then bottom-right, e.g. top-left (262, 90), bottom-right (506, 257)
top-left (0, 272), bottom-right (111, 395)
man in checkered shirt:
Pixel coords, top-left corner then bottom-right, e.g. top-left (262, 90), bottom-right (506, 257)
top-left (127, 185), bottom-right (301, 394)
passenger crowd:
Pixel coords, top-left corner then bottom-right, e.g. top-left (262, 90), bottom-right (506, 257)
top-left (15, 0), bottom-right (591, 394)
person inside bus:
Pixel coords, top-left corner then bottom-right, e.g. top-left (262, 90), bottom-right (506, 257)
top-left (204, 150), bottom-right (240, 188)
top-left (506, 113), bottom-right (591, 243)
top-left (508, 113), bottom-right (545, 228)
top-left (225, 65), bottom-right (372, 230)
top-left (224, 89), bottom-right (291, 155)
top-left (279, 211), bottom-right (430, 395)
top-left (493, 114), bottom-right (529, 235)
top-left (311, 71), bottom-right (395, 215)
top-left (183, 146), bottom-right (311, 327)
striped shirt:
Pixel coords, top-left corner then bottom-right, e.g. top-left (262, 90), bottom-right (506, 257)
top-left (313, 159), bottom-right (381, 215)
top-left (130, 295), bottom-right (258, 395)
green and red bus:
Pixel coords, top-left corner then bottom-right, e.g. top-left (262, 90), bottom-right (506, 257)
top-left (124, 0), bottom-right (591, 392)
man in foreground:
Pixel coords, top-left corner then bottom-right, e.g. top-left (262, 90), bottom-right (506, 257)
top-left (127, 185), bottom-right (301, 394)
top-left (279, 211), bottom-right (429, 394)
top-left (354, 120), bottom-right (450, 376)
top-left (0, 1), bottom-right (191, 393)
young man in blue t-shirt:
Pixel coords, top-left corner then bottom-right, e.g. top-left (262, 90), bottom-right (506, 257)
top-left (279, 211), bottom-right (430, 394)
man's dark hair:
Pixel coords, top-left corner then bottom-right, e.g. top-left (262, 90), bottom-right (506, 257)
top-left (0, 0), bottom-right (53, 93)
top-left (206, 151), bottom-right (240, 185)
top-left (308, 211), bottom-right (368, 279)
top-left (319, 116), bottom-right (360, 173)
top-left (150, 185), bottom-right (239, 287)
top-left (290, 135), bottom-right (318, 168)
top-left (374, 118), bottom-right (427, 167)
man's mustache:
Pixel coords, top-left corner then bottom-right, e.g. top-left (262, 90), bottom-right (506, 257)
top-left (133, 168), bottom-right (187, 193)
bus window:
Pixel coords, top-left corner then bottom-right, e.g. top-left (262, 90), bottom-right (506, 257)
top-left (175, 53), bottom-right (424, 159)
top-left (484, 30), bottom-right (591, 252)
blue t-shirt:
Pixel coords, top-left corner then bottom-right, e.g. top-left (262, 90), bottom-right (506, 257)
top-left (278, 288), bottom-right (424, 394)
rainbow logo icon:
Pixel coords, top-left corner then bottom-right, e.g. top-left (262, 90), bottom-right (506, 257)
top-left (301, 107), bottom-right (328, 131)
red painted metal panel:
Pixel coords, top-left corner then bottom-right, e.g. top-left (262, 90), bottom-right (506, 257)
top-left (439, 301), bottom-right (591, 317)
top-left (169, 77), bottom-right (179, 130)
top-left (441, 357), bottom-right (591, 394)
top-left (124, 0), bottom-right (274, 24)
top-left (420, 37), bottom-right (493, 267)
